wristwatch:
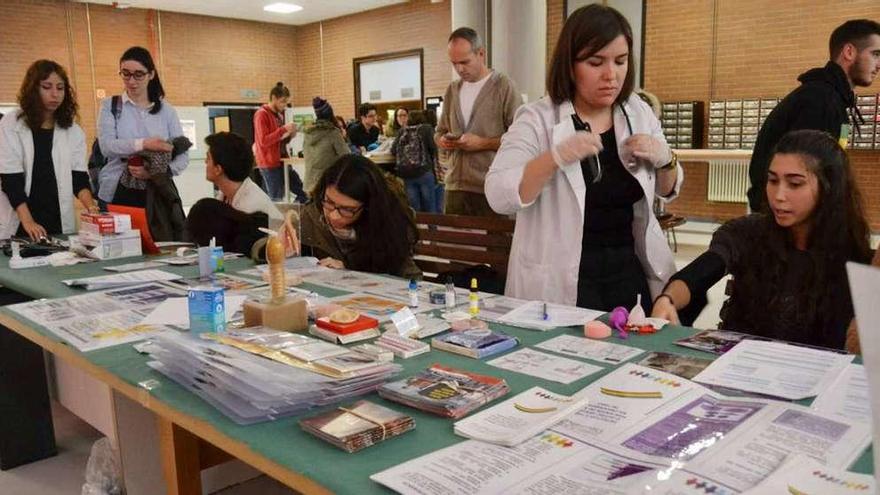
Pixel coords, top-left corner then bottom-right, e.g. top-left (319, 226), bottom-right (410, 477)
top-left (659, 151), bottom-right (679, 171)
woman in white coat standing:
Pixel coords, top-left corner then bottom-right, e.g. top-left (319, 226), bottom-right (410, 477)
top-left (0, 60), bottom-right (96, 241)
top-left (485, 4), bottom-right (683, 311)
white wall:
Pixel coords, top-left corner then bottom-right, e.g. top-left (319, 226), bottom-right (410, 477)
top-left (491, 0), bottom-right (546, 102)
top-left (359, 55), bottom-right (422, 104)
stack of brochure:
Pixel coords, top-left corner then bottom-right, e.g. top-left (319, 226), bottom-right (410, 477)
top-left (453, 386), bottom-right (589, 446)
top-left (62, 269), bottom-right (181, 290)
top-left (431, 329), bottom-right (518, 359)
top-left (300, 400), bottom-right (415, 452)
top-left (147, 332), bottom-right (402, 424)
top-left (378, 364), bottom-right (509, 418)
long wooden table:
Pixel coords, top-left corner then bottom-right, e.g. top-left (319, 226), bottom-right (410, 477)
top-left (0, 256), bottom-right (873, 494)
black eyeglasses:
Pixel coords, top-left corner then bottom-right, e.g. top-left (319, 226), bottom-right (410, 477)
top-left (321, 196), bottom-right (363, 218)
top-left (119, 70), bottom-right (149, 81)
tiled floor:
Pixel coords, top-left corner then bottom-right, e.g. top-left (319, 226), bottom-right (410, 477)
top-left (0, 242), bottom-right (725, 494)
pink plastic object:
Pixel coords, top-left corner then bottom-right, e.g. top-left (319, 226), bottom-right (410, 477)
top-left (584, 320), bottom-right (612, 339)
top-left (609, 306), bottom-right (629, 339)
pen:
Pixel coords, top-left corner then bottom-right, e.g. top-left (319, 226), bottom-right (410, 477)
top-left (542, 302), bottom-right (549, 321)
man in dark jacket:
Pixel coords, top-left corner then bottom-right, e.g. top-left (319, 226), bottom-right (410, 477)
top-left (747, 19), bottom-right (880, 211)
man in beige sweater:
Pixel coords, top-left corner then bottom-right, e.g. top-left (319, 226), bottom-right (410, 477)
top-left (436, 27), bottom-right (522, 217)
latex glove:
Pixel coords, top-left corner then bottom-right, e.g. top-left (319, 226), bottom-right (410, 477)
top-left (620, 134), bottom-right (672, 169)
top-left (551, 131), bottom-right (603, 168)
top-left (650, 297), bottom-right (681, 325)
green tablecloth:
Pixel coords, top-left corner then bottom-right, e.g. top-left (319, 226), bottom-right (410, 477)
top-left (0, 255), bottom-right (872, 493)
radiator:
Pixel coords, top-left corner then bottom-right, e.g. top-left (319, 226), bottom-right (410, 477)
top-left (707, 159), bottom-right (750, 203)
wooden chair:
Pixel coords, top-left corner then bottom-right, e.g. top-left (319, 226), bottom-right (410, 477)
top-left (412, 213), bottom-right (515, 291)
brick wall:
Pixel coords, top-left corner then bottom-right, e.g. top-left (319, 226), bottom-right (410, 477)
top-left (546, 0), bottom-right (565, 65)
top-left (291, 0), bottom-right (451, 121)
top-left (0, 0), bottom-right (297, 144)
top-left (643, 0), bottom-right (880, 231)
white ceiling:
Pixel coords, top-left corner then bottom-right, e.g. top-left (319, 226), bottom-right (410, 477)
top-left (75, 0), bottom-right (409, 26)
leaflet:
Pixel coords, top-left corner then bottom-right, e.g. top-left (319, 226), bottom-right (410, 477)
top-left (140, 295), bottom-right (247, 328)
top-left (810, 363), bottom-right (872, 424)
top-left (536, 334), bottom-right (644, 364)
top-left (487, 348), bottom-right (603, 385)
top-left (692, 339), bottom-right (854, 400)
top-left (62, 269), bottom-right (182, 290)
top-left (742, 454), bottom-right (875, 494)
top-left (496, 300), bottom-right (603, 331)
top-left (7, 283), bottom-right (184, 352)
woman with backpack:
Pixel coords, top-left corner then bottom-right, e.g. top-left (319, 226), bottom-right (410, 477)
top-left (391, 110), bottom-right (438, 212)
top-left (0, 60), bottom-right (97, 240)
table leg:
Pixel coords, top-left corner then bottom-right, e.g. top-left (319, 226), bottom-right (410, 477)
top-left (0, 289), bottom-right (56, 470)
top-left (157, 417), bottom-right (202, 495)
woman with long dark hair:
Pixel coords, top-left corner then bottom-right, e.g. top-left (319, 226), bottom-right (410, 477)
top-left (96, 46), bottom-right (188, 208)
top-left (300, 154), bottom-right (421, 278)
top-left (0, 60), bottom-right (96, 240)
top-left (652, 130), bottom-right (872, 349)
top-left (485, 4), bottom-right (682, 310)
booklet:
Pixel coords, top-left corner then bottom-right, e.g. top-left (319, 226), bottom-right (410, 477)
top-left (378, 364), bottom-right (509, 418)
top-left (742, 454), bottom-right (875, 494)
top-left (637, 351), bottom-right (713, 380)
top-left (453, 386), bottom-right (589, 446)
top-left (300, 400), bottom-right (414, 453)
top-left (431, 329), bottom-right (518, 359)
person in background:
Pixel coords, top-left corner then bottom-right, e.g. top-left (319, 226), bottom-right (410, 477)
top-left (653, 130), bottom-right (871, 350)
top-left (746, 19), bottom-right (880, 211)
top-left (186, 131), bottom-right (279, 253)
top-left (388, 107), bottom-right (409, 137)
top-left (333, 115), bottom-right (349, 142)
top-left (253, 81), bottom-right (307, 202)
top-left (485, 4), bottom-right (682, 310)
top-left (392, 110), bottom-right (438, 212)
top-left (300, 154), bottom-right (421, 278)
top-left (97, 46), bottom-right (187, 209)
top-left (436, 27), bottom-right (522, 217)
top-left (303, 97), bottom-right (350, 193)
top-left (0, 59), bottom-right (97, 240)
top-left (347, 102), bottom-right (381, 153)
top-left (424, 108), bottom-right (445, 213)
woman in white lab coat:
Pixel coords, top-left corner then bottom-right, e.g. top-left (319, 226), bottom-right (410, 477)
top-left (485, 4), bottom-right (683, 310)
top-left (0, 60), bottom-right (96, 241)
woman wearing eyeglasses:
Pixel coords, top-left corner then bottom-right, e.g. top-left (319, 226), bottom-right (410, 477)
top-left (485, 4), bottom-right (682, 311)
top-left (299, 154), bottom-right (421, 278)
top-left (96, 46), bottom-right (187, 208)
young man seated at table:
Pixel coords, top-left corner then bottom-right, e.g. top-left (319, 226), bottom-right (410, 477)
top-left (186, 132), bottom-right (282, 253)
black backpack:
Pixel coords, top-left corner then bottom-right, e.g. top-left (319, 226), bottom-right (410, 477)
top-left (394, 125), bottom-right (427, 178)
top-left (87, 95), bottom-right (121, 193)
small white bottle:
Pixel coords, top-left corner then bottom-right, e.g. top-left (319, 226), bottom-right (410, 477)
top-left (445, 276), bottom-right (456, 310)
top-left (408, 279), bottom-right (419, 308)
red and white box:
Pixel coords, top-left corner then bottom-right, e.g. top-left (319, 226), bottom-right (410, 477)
top-left (80, 212), bottom-right (132, 235)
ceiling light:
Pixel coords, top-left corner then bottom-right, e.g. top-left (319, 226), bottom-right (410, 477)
top-left (263, 2), bottom-right (302, 14)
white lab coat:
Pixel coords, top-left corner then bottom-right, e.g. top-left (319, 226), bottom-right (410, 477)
top-left (0, 110), bottom-right (87, 239)
top-left (485, 95), bottom-right (683, 305)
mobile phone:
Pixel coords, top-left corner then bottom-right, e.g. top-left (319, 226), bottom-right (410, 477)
top-left (444, 133), bottom-right (461, 141)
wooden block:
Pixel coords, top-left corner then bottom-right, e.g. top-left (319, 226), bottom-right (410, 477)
top-left (242, 297), bottom-right (308, 332)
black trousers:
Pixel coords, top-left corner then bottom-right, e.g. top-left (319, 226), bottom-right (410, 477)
top-left (576, 243), bottom-right (652, 313)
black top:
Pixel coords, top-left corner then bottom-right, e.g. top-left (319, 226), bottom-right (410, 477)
top-left (347, 122), bottom-right (380, 149)
top-left (747, 62), bottom-right (856, 211)
top-left (578, 122), bottom-right (644, 247)
top-left (670, 214), bottom-right (858, 349)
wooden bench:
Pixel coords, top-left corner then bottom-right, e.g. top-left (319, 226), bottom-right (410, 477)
top-left (413, 213), bottom-right (515, 290)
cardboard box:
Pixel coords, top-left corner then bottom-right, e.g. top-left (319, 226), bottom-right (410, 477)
top-left (70, 230), bottom-right (142, 260)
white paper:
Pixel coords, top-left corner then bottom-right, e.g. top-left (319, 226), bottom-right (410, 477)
top-left (389, 307), bottom-right (420, 337)
top-left (63, 269), bottom-right (182, 290)
top-left (453, 386), bottom-right (589, 446)
top-left (811, 363), bottom-right (872, 424)
top-left (370, 433), bottom-right (590, 495)
top-left (486, 348), bottom-right (602, 385)
top-left (140, 295), bottom-right (247, 328)
top-left (693, 339), bottom-right (854, 400)
top-left (497, 300), bottom-right (604, 331)
top-left (846, 261), bottom-right (880, 480)
top-left (8, 283), bottom-right (185, 352)
top-left (742, 454), bottom-right (875, 495)
top-left (552, 364), bottom-right (701, 445)
top-left (536, 334), bottom-right (644, 364)
top-left (103, 260), bottom-right (166, 272)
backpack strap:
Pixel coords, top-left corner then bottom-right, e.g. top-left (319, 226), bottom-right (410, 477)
top-left (111, 95), bottom-right (121, 138)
